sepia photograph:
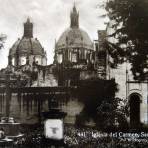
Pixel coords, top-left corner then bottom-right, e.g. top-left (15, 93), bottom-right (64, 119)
top-left (0, 0), bottom-right (148, 147)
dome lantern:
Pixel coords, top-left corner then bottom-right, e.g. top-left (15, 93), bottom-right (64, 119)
top-left (70, 4), bottom-right (79, 28)
top-left (23, 18), bottom-right (33, 38)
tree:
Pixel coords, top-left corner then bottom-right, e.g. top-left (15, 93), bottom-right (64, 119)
top-left (75, 79), bottom-right (129, 130)
top-left (75, 79), bottom-right (128, 130)
top-left (96, 97), bottom-right (129, 131)
top-left (0, 34), bottom-right (6, 49)
top-left (105, 0), bottom-right (148, 80)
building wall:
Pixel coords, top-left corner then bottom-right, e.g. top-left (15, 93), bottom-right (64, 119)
top-left (96, 28), bottom-right (148, 126)
top-left (0, 93), bottom-right (83, 125)
top-left (108, 61), bottom-right (148, 125)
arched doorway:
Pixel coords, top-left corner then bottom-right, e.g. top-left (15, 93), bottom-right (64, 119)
top-left (129, 94), bottom-right (141, 128)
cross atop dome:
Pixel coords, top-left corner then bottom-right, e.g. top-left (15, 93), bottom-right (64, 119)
top-left (70, 3), bottom-right (79, 28)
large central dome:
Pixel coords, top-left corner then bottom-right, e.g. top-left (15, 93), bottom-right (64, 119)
top-left (56, 27), bottom-right (93, 50)
top-left (55, 5), bottom-right (94, 65)
top-left (56, 5), bottom-right (93, 50)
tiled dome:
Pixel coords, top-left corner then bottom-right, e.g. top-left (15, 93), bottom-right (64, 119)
top-left (56, 28), bottom-right (93, 50)
top-left (9, 37), bottom-right (45, 56)
top-left (56, 5), bottom-right (93, 51)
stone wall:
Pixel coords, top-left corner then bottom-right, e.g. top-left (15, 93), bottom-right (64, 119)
top-left (108, 62), bottom-right (148, 125)
top-left (0, 93), bottom-right (83, 125)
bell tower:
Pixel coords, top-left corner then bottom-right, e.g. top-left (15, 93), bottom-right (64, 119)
top-left (70, 4), bottom-right (79, 28)
top-left (23, 18), bottom-right (33, 38)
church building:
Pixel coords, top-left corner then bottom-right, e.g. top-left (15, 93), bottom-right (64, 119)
top-left (0, 4), bottom-right (98, 124)
top-left (0, 4), bottom-right (147, 128)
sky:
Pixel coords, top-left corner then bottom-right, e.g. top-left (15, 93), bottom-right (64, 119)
top-left (0, 0), bottom-right (107, 69)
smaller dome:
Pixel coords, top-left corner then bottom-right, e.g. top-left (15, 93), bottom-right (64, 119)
top-left (9, 37), bottom-right (45, 56)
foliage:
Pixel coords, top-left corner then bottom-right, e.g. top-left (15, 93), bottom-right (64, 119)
top-left (0, 34), bottom-right (6, 49)
top-left (11, 125), bottom-right (148, 148)
top-left (105, 0), bottom-right (148, 80)
top-left (75, 79), bottom-right (128, 130)
top-left (96, 97), bottom-right (128, 130)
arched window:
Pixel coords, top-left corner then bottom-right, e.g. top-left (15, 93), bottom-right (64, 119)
top-left (71, 52), bottom-right (77, 63)
top-left (35, 56), bottom-right (41, 65)
top-left (20, 56), bottom-right (26, 65)
top-left (12, 58), bottom-right (15, 66)
top-left (129, 93), bottom-right (141, 128)
top-left (57, 54), bottom-right (63, 64)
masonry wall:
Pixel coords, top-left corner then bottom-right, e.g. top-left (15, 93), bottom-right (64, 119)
top-left (0, 93), bottom-right (83, 125)
top-left (108, 62), bottom-right (148, 125)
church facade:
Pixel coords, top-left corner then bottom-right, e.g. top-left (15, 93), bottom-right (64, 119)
top-left (95, 27), bottom-right (148, 127)
top-left (0, 4), bottom-right (147, 127)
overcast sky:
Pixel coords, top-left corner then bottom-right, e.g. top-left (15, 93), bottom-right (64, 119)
top-left (0, 0), bottom-right (107, 69)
